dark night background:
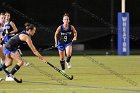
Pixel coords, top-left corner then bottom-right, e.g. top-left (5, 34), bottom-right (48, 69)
top-left (0, 0), bottom-right (140, 53)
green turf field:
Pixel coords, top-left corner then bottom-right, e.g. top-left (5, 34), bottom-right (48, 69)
top-left (0, 55), bottom-right (140, 93)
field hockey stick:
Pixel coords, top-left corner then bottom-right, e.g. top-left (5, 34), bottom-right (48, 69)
top-left (3, 68), bottom-right (22, 83)
top-left (39, 46), bottom-right (56, 52)
top-left (46, 62), bottom-right (73, 80)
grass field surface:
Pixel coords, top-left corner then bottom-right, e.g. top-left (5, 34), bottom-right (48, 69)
top-left (0, 55), bottom-right (140, 93)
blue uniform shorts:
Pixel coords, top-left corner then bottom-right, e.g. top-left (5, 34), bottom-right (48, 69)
top-left (3, 47), bottom-right (16, 55)
top-left (58, 41), bottom-right (72, 51)
top-left (3, 36), bottom-right (11, 43)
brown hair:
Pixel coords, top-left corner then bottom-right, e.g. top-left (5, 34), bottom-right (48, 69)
top-left (5, 11), bottom-right (10, 15)
top-left (24, 22), bottom-right (36, 31)
top-left (63, 13), bottom-right (69, 18)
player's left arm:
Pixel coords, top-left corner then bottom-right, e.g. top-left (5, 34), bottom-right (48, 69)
top-left (9, 21), bottom-right (18, 34)
top-left (22, 35), bottom-right (47, 63)
top-left (71, 25), bottom-right (77, 42)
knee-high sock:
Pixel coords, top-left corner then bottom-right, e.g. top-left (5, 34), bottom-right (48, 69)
top-left (1, 59), bottom-right (8, 71)
top-left (10, 64), bottom-right (20, 75)
top-left (66, 56), bottom-right (71, 63)
top-left (0, 63), bottom-right (8, 72)
top-left (60, 60), bottom-right (65, 70)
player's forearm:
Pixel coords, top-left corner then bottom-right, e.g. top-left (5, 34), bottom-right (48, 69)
top-left (33, 51), bottom-right (44, 60)
top-left (9, 30), bottom-right (17, 34)
top-left (73, 32), bottom-right (77, 38)
top-left (27, 41), bottom-right (43, 60)
top-left (54, 34), bottom-right (58, 45)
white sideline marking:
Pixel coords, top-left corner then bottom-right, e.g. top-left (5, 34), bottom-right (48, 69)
top-left (0, 87), bottom-right (140, 92)
top-left (0, 88), bottom-right (99, 91)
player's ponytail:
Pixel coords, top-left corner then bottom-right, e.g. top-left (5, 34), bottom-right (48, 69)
top-left (24, 22), bottom-right (30, 27)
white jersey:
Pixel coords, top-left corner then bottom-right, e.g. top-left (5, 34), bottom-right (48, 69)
top-left (0, 26), bottom-right (4, 47)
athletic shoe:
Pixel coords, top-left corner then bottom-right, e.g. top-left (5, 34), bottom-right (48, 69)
top-left (0, 78), bottom-right (3, 81)
top-left (66, 62), bottom-right (71, 69)
top-left (5, 76), bottom-right (14, 81)
top-left (62, 70), bottom-right (66, 73)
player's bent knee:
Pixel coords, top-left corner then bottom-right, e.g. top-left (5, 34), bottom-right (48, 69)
top-left (17, 61), bottom-right (24, 66)
top-left (60, 57), bottom-right (65, 61)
